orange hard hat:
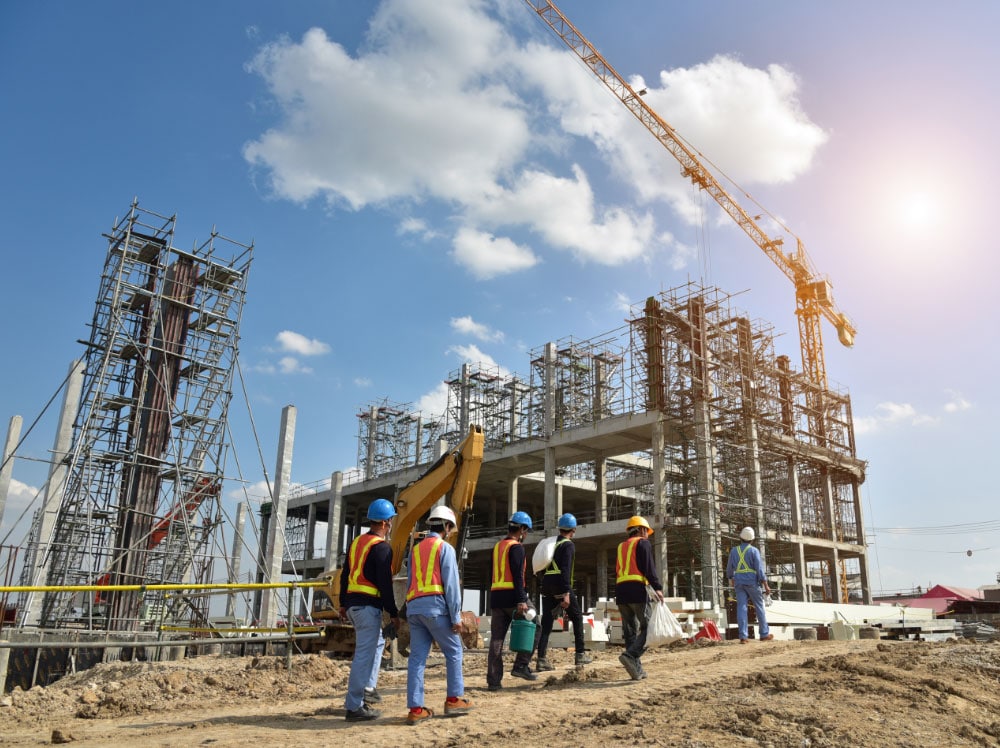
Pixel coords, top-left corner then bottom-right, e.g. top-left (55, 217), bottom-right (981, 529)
top-left (626, 515), bottom-right (653, 535)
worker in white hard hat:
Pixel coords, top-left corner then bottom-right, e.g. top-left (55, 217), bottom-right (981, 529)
top-left (403, 505), bottom-right (473, 724)
top-left (726, 526), bottom-right (773, 643)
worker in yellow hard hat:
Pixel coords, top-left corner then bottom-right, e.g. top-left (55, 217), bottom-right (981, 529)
top-left (614, 516), bottom-right (664, 681)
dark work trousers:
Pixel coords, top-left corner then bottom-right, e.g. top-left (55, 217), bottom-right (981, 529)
top-left (619, 599), bottom-right (652, 663)
top-left (487, 606), bottom-right (539, 688)
top-left (537, 591), bottom-right (585, 657)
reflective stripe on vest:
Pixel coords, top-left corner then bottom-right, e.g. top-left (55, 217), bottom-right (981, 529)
top-left (346, 533), bottom-right (385, 597)
top-left (735, 544), bottom-right (753, 574)
top-left (544, 537), bottom-right (572, 581)
top-left (616, 536), bottom-right (648, 585)
top-left (407, 536), bottom-right (445, 601)
top-left (491, 538), bottom-right (521, 590)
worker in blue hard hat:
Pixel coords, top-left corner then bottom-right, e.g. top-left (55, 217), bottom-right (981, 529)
top-left (486, 510), bottom-right (539, 690)
top-left (340, 498), bottom-right (400, 721)
top-left (535, 513), bottom-right (592, 671)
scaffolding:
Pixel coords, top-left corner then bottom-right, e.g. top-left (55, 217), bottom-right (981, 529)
top-left (20, 201), bottom-right (252, 631)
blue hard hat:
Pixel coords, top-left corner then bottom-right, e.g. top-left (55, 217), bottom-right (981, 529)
top-left (557, 513), bottom-right (577, 530)
top-left (509, 510), bottom-right (533, 529)
top-left (367, 498), bottom-right (397, 521)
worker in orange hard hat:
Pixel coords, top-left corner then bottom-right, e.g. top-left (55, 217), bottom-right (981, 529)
top-left (615, 516), bottom-right (664, 681)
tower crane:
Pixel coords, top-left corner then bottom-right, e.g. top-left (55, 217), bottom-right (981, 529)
top-left (521, 0), bottom-right (856, 393)
top-left (522, 1), bottom-right (858, 603)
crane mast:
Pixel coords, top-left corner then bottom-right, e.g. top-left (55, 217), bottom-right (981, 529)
top-left (521, 0), bottom-right (856, 391)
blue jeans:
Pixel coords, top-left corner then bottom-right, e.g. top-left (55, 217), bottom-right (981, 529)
top-left (345, 605), bottom-right (385, 711)
top-left (618, 600), bottom-right (652, 661)
top-left (407, 612), bottom-right (464, 708)
top-left (735, 583), bottom-right (769, 639)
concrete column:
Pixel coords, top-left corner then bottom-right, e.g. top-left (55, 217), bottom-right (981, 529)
top-left (259, 405), bottom-right (296, 629)
top-left (0, 415), bottom-right (23, 529)
top-left (506, 477), bottom-right (518, 519)
top-left (225, 502), bottom-right (247, 618)
top-left (544, 447), bottom-right (557, 532)
top-left (306, 501), bottom-right (317, 560)
top-left (22, 359), bottom-right (84, 627)
top-left (596, 547), bottom-right (608, 600)
top-left (852, 481), bottom-right (871, 604)
top-left (651, 417), bottom-right (669, 587)
top-left (594, 456), bottom-right (607, 524)
top-left (786, 458), bottom-right (808, 601)
top-left (324, 471), bottom-right (344, 569)
top-left (365, 406), bottom-right (378, 481)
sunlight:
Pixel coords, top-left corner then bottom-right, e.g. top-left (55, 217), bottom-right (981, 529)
top-left (893, 191), bottom-right (940, 235)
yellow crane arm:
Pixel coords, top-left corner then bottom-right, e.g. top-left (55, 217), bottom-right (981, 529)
top-left (521, 0), bottom-right (856, 385)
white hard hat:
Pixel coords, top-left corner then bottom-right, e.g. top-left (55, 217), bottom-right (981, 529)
top-left (740, 527), bottom-right (755, 542)
top-left (429, 505), bottom-right (457, 526)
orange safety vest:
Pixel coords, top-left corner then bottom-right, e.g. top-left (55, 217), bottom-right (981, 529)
top-left (491, 537), bottom-right (523, 591)
top-left (616, 536), bottom-right (649, 585)
top-left (406, 536), bottom-right (445, 601)
top-left (346, 533), bottom-right (386, 597)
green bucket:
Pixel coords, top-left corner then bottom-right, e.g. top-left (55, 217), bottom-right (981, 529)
top-left (510, 618), bottom-right (536, 653)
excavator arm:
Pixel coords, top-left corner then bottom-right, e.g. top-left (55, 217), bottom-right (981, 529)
top-left (388, 424), bottom-right (485, 575)
top-left (312, 425), bottom-right (484, 618)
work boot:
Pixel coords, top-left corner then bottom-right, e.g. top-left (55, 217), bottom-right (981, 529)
top-left (406, 706), bottom-right (433, 725)
top-left (345, 703), bottom-right (381, 721)
top-left (535, 657), bottom-right (555, 672)
top-left (574, 652), bottom-right (593, 666)
top-left (363, 687), bottom-right (381, 704)
top-left (760, 633), bottom-right (774, 641)
top-left (511, 664), bottom-right (538, 681)
top-left (618, 652), bottom-right (641, 681)
top-left (444, 696), bottom-right (474, 715)
top-left (487, 683), bottom-right (502, 692)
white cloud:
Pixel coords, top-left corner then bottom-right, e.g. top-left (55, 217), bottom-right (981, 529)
top-left (448, 343), bottom-right (500, 370)
top-left (279, 356), bottom-right (313, 375)
top-left (452, 227), bottom-right (538, 279)
top-left (0, 478), bottom-right (42, 542)
top-left (613, 292), bottom-right (632, 315)
top-left (354, 377), bottom-right (373, 388)
top-left (417, 381), bottom-right (449, 419)
top-left (276, 330), bottom-right (330, 356)
top-left (943, 390), bottom-right (971, 413)
top-left (244, 0), bottom-right (827, 278)
top-left (855, 401), bottom-right (937, 435)
top-left (451, 315), bottom-right (504, 342)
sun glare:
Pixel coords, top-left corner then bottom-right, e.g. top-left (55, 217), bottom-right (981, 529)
top-left (894, 191), bottom-right (939, 234)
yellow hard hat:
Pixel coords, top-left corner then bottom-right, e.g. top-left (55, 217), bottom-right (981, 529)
top-left (626, 516), bottom-right (653, 535)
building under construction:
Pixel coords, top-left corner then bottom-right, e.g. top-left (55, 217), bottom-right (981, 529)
top-left (270, 281), bottom-right (869, 619)
top-left (11, 201), bottom-right (252, 633)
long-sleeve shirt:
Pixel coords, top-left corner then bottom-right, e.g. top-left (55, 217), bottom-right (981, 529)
top-left (614, 537), bottom-right (663, 604)
top-left (405, 531), bottom-right (463, 625)
top-left (541, 536), bottom-right (574, 596)
top-left (726, 542), bottom-right (765, 586)
top-left (488, 540), bottom-right (530, 609)
top-left (339, 532), bottom-right (399, 617)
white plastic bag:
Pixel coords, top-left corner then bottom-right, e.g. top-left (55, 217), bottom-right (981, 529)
top-left (646, 601), bottom-right (685, 647)
top-left (532, 536), bottom-right (558, 574)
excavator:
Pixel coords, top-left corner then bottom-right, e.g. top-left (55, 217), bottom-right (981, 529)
top-left (302, 424), bottom-right (485, 655)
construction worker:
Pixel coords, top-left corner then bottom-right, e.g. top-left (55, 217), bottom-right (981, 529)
top-left (726, 527), bottom-right (773, 643)
top-left (615, 515), bottom-right (664, 680)
top-left (404, 505), bottom-right (474, 725)
top-left (487, 510), bottom-right (539, 690)
top-left (535, 513), bottom-right (592, 671)
top-left (339, 498), bottom-right (400, 721)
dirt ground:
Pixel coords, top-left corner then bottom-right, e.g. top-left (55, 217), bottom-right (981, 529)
top-left (1, 637), bottom-right (998, 747)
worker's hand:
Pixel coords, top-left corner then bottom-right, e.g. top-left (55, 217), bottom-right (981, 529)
top-left (762, 583), bottom-right (772, 595)
top-left (451, 621), bottom-right (463, 634)
top-left (390, 616), bottom-right (401, 629)
top-left (560, 593), bottom-right (570, 610)
top-left (338, 607), bottom-right (348, 621)
top-left (516, 602), bottom-right (528, 616)
top-left (654, 589), bottom-right (665, 603)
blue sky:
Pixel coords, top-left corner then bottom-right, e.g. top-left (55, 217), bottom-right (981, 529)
top-left (1, 0), bottom-right (998, 595)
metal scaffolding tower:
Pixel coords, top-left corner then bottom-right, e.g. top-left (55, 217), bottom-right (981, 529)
top-left (20, 201), bottom-right (252, 631)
